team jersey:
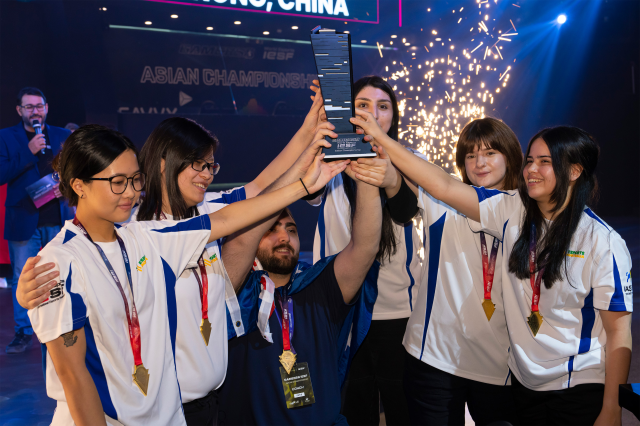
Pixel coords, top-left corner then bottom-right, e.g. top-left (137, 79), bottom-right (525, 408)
top-left (29, 215), bottom-right (212, 426)
top-left (129, 186), bottom-right (247, 403)
top-left (403, 188), bottom-right (511, 385)
top-left (471, 187), bottom-right (633, 391)
top-left (312, 172), bottom-right (422, 320)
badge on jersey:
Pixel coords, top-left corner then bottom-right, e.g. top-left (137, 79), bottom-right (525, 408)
top-left (279, 362), bottom-right (315, 409)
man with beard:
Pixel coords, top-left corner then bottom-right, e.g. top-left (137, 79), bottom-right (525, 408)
top-left (217, 163), bottom-right (382, 425)
top-left (0, 87), bottom-right (74, 353)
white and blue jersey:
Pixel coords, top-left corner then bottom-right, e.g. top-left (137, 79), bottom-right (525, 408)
top-left (403, 188), bottom-right (511, 385)
top-left (312, 172), bottom-right (422, 320)
top-left (471, 187), bottom-right (633, 391)
top-left (29, 216), bottom-right (212, 426)
top-left (129, 186), bottom-right (247, 404)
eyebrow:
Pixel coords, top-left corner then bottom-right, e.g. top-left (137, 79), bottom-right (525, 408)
top-left (355, 97), bottom-right (391, 103)
top-left (526, 155), bottom-right (552, 159)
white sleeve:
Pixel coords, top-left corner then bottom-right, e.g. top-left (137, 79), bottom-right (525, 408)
top-left (203, 186), bottom-right (247, 210)
top-left (312, 174), bottom-right (352, 263)
top-left (591, 231), bottom-right (633, 312)
top-left (468, 187), bottom-right (521, 239)
top-left (28, 248), bottom-right (88, 344)
top-left (130, 215), bottom-right (212, 278)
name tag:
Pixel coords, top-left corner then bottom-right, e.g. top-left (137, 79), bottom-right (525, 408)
top-left (279, 362), bottom-right (315, 409)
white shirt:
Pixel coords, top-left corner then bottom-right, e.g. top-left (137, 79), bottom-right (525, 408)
top-left (403, 188), bottom-right (511, 385)
top-left (129, 186), bottom-right (246, 403)
top-left (29, 215), bottom-right (211, 426)
top-left (471, 187), bottom-right (633, 391)
top-left (311, 172), bottom-right (422, 320)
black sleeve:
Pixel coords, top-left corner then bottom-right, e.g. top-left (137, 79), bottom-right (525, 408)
top-left (386, 177), bottom-right (419, 223)
top-left (310, 258), bottom-right (354, 324)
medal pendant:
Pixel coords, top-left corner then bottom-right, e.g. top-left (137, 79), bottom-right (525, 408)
top-left (527, 311), bottom-right (544, 336)
top-left (279, 350), bottom-right (297, 374)
top-left (200, 318), bottom-right (212, 346)
top-left (132, 364), bottom-right (150, 396)
top-left (482, 299), bottom-right (496, 321)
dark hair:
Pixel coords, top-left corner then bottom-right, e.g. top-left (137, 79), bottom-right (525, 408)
top-left (455, 117), bottom-right (523, 190)
top-left (137, 117), bottom-right (219, 221)
top-left (342, 76), bottom-right (402, 263)
top-left (52, 125), bottom-right (137, 207)
top-left (508, 126), bottom-right (600, 288)
top-left (17, 87), bottom-right (46, 105)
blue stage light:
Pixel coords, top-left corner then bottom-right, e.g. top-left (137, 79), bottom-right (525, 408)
top-left (557, 14), bottom-right (567, 24)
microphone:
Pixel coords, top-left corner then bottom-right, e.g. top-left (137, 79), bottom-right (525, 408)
top-left (32, 120), bottom-right (44, 154)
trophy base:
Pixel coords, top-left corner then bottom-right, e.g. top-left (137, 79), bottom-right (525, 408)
top-left (322, 134), bottom-right (377, 161)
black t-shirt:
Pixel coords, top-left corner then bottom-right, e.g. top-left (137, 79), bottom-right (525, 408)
top-left (25, 127), bottom-right (61, 227)
top-left (218, 259), bottom-right (353, 425)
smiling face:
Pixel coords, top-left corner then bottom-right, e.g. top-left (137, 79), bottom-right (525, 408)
top-left (464, 143), bottom-right (508, 189)
top-left (175, 152), bottom-right (215, 208)
top-left (355, 86), bottom-right (394, 134)
top-left (256, 211), bottom-right (300, 275)
top-left (74, 149), bottom-right (141, 224)
top-left (523, 138), bottom-right (556, 204)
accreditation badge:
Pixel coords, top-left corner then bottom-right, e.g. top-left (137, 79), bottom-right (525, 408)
top-left (279, 362), bottom-right (315, 409)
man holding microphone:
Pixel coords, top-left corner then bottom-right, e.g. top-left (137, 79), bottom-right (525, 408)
top-left (0, 87), bottom-right (73, 353)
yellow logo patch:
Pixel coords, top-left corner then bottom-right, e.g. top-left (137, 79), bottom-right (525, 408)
top-left (204, 253), bottom-right (218, 267)
top-left (567, 250), bottom-right (585, 258)
top-left (136, 256), bottom-right (147, 272)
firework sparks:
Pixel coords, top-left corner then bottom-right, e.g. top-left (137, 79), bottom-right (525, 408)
top-left (381, 0), bottom-right (520, 172)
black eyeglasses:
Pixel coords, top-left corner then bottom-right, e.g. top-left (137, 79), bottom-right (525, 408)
top-left (19, 104), bottom-right (46, 112)
top-left (191, 160), bottom-right (220, 176)
top-left (85, 172), bottom-right (146, 195)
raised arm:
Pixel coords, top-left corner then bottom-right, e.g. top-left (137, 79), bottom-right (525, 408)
top-left (333, 171), bottom-right (382, 304)
top-left (47, 329), bottom-right (107, 426)
top-left (244, 81), bottom-right (329, 198)
top-left (222, 133), bottom-right (340, 290)
top-left (208, 148), bottom-right (347, 244)
top-left (350, 111), bottom-right (481, 222)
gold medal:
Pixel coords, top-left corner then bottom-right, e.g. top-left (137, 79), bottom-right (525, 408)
top-left (482, 299), bottom-right (496, 321)
top-left (200, 318), bottom-right (212, 346)
top-left (527, 311), bottom-right (543, 336)
top-left (279, 350), bottom-right (297, 374)
top-left (132, 364), bottom-right (150, 396)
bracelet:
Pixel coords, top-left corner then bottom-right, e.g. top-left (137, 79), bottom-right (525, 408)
top-left (299, 178), bottom-right (310, 195)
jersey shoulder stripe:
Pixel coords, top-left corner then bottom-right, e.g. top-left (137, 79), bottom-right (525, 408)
top-left (473, 186), bottom-right (513, 202)
top-left (584, 208), bottom-right (610, 231)
top-left (150, 215), bottom-right (211, 234)
top-left (206, 187), bottom-right (246, 204)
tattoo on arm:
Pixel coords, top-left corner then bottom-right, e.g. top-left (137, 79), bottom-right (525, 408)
top-left (62, 331), bottom-right (78, 347)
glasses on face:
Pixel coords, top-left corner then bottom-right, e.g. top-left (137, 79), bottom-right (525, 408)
top-left (20, 104), bottom-right (46, 113)
top-left (191, 160), bottom-right (220, 176)
top-left (85, 172), bottom-right (146, 195)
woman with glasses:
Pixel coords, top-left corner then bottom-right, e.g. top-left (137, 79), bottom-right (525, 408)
top-left (130, 114), bottom-right (335, 425)
top-left (22, 124), bottom-right (346, 426)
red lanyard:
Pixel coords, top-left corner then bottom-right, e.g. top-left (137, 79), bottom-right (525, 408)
top-left (274, 290), bottom-right (295, 353)
top-left (479, 232), bottom-right (499, 300)
top-left (192, 255), bottom-right (209, 321)
top-left (73, 217), bottom-right (143, 368)
top-left (529, 224), bottom-right (544, 313)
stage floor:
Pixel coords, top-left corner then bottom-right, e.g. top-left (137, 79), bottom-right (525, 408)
top-left (0, 217), bottom-right (638, 426)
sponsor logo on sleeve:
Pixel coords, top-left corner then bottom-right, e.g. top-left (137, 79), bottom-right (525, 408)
top-left (38, 280), bottom-right (65, 308)
top-left (624, 271), bottom-right (632, 295)
top-left (136, 256), bottom-right (147, 272)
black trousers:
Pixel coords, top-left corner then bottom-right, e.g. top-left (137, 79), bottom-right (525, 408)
top-left (341, 317), bottom-right (411, 426)
top-left (184, 390), bottom-right (219, 426)
top-left (511, 375), bottom-right (604, 426)
top-left (403, 350), bottom-right (515, 426)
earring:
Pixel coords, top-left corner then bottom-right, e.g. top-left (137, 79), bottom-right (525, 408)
top-left (81, 194), bottom-right (84, 199)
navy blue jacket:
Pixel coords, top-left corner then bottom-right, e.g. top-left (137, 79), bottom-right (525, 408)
top-left (0, 122), bottom-right (74, 241)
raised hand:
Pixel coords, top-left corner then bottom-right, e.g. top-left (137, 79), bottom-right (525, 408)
top-left (348, 146), bottom-right (398, 188)
top-left (302, 80), bottom-right (328, 136)
top-left (350, 110), bottom-right (388, 145)
top-left (16, 256), bottom-right (60, 309)
top-left (301, 151), bottom-right (349, 195)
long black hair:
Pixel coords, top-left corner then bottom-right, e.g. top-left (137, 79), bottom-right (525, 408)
top-left (342, 75), bottom-right (401, 263)
top-left (137, 117), bottom-right (218, 221)
top-left (52, 124), bottom-right (137, 206)
top-left (508, 126), bottom-right (600, 288)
